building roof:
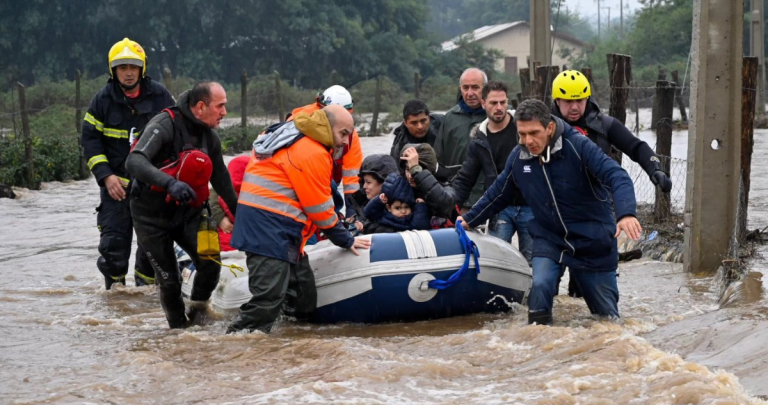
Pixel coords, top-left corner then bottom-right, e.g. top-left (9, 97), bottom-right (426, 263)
top-left (441, 21), bottom-right (587, 52)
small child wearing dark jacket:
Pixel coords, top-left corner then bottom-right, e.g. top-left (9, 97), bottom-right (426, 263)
top-left (362, 173), bottom-right (431, 234)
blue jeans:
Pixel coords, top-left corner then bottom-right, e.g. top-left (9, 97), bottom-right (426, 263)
top-left (490, 205), bottom-right (533, 264)
top-left (528, 257), bottom-right (619, 318)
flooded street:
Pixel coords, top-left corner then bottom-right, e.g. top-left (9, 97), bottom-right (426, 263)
top-left (2, 113), bottom-right (768, 404)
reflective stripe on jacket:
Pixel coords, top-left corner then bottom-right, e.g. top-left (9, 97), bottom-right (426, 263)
top-left (231, 127), bottom-right (354, 263)
top-left (289, 103), bottom-right (363, 194)
top-left (81, 77), bottom-right (174, 186)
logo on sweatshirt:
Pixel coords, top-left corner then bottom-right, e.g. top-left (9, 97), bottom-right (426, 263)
top-left (523, 165), bottom-right (531, 173)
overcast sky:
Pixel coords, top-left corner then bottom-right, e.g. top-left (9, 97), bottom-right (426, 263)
top-left (561, 0), bottom-right (644, 22)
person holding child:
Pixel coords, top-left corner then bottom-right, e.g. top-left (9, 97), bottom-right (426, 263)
top-left (362, 173), bottom-right (431, 234)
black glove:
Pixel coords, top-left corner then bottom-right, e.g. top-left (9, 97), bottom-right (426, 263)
top-left (650, 170), bottom-right (672, 193)
top-left (166, 179), bottom-right (197, 204)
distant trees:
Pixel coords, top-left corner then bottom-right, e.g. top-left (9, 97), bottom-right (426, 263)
top-left (0, 0), bottom-right (501, 91)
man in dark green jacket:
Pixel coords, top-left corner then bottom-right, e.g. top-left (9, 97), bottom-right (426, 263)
top-left (433, 68), bottom-right (487, 210)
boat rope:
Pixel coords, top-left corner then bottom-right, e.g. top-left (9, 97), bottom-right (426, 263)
top-left (428, 220), bottom-right (480, 290)
top-left (201, 255), bottom-right (246, 277)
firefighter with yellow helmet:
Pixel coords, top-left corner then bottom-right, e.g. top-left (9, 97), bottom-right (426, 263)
top-left (82, 37), bottom-right (175, 289)
top-left (550, 70), bottom-right (671, 193)
top-left (550, 70), bottom-right (671, 298)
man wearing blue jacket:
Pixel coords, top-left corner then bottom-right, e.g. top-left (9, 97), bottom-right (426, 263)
top-left (457, 99), bottom-right (642, 325)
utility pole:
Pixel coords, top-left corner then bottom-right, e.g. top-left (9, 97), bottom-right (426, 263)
top-left (602, 7), bottom-right (611, 31)
top-left (620, 0), bottom-right (624, 34)
top-left (529, 0), bottom-right (552, 70)
top-left (751, 0), bottom-right (766, 118)
top-left (597, 0), bottom-right (602, 38)
top-left (685, 0), bottom-right (744, 273)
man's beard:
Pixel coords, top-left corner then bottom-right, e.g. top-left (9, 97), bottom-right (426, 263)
top-left (489, 113), bottom-right (505, 123)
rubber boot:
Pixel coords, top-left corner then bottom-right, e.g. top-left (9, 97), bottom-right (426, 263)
top-left (184, 299), bottom-right (209, 326)
top-left (528, 310), bottom-right (553, 325)
top-left (104, 275), bottom-right (126, 290)
top-left (134, 269), bottom-right (154, 287)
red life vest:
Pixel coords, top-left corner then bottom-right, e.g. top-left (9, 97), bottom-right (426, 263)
top-left (134, 108), bottom-right (213, 208)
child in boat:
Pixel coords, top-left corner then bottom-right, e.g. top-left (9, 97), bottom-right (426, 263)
top-left (362, 173), bottom-right (431, 234)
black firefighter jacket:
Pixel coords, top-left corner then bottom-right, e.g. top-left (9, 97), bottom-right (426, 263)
top-left (82, 77), bottom-right (174, 186)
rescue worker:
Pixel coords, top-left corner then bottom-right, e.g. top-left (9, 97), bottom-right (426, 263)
top-left (434, 68), bottom-right (488, 211)
top-left (288, 85), bottom-right (364, 198)
top-left (458, 100), bottom-right (641, 325)
top-left (82, 37), bottom-right (175, 289)
top-left (551, 71), bottom-right (672, 296)
top-left (227, 105), bottom-right (371, 334)
top-left (551, 70), bottom-right (672, 191)
top-left (126, 81), bottom-right (239, 329)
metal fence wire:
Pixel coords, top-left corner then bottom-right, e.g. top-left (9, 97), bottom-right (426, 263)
top-left (621, 154), bottom-right (687, 214)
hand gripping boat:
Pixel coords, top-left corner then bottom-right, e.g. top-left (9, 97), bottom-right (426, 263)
top-left (181, 227), bottom-right (532, 324)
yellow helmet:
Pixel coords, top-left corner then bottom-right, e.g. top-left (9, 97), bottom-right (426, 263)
top-left (552, 70), bottom-right (591, 100)
top-left (108, 38), bottom-right (146, 77)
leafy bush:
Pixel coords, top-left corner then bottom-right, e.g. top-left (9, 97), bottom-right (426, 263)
top-left (217, 124), bottom-right (266, 155)
top-left (0, 105), bottom-right (83, 187)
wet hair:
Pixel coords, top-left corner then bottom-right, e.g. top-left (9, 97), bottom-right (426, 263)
top-left (402, 99), bottom-right (430, 120)
top-left (482, 81), bottom-right (509, 100)
top-left (188, 81), bottom-right (219, 106)
top-left (514, 99), bottom-right (552, 128)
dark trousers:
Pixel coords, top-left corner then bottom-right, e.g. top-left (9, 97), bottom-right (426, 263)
top-left (131, 197), bottom-right (221, 328)
top-left (227, 253), bottom-right (317, 334)
top-left (96, 187), bottom-right (153, 284)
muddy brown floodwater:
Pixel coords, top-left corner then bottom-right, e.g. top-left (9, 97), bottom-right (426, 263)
top-left (1, 113), bottom-right (767, 404)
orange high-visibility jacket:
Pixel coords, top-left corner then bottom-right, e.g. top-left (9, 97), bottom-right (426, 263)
top-left (289, 103), bottom-right (363, 195)
top-left (230, 111), bottom-right (354, 263)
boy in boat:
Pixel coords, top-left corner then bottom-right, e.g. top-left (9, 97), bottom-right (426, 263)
top-left (362, 173), bottom-right (431, 234)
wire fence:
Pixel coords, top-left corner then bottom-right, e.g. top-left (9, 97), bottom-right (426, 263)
top-left (622, 154), bottom-right (687, 214)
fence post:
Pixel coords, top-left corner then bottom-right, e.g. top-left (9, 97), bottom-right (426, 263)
top-left (651, 66), bottom-right (666, 129)
top-left (654, 80), bottom-right (675, 223)
top-left (671, 70), bottom-right (688, 124)
top-left (163, 67), bottom-right (174, 96)
top-left (634, 89), bottom-right (640, 135)
top-left (240, 70), bottom-right (247, 141)
top-left (519, 68), bottom-right (531, 100)
top-left (740, 57), bottom-right (759, 241)
top-left (580, 67), bottom-right (597, 104)
top-left (369, 76), bottom-right (382, 137)
top-left (607, 54), bottom-right (631, 125)
top-left (274, 71), bottom-right (285, 122)
top-left (607, 53), bottom-right (631, 163)
top-left (17, 83), bottom-right (35, 190)
top-left (330, 70), bottom-right (340, 86)
top-left (511, 99), bottom-right (519, 109)
top-left (10, 83), bottom-right (18, 139)
top-left (414, 72), bottom-right (420, 100)
top-left (533, 65), bottom-right (558, 104)
top-left (75, 70), bottom-right (88, 179)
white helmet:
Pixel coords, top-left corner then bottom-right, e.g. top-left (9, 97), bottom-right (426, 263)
top-left (317, 85), bottom-right (353, 110)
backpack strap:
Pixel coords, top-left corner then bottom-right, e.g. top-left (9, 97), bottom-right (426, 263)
top-left (164, 107), bottom-right (209, 157)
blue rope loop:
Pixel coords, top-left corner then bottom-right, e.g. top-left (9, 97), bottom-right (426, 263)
top-left (428, 220), bottom-right (481, 290)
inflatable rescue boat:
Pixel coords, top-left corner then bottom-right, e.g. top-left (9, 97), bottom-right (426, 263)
top-left (181, 227), bottom-right (532, 324)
